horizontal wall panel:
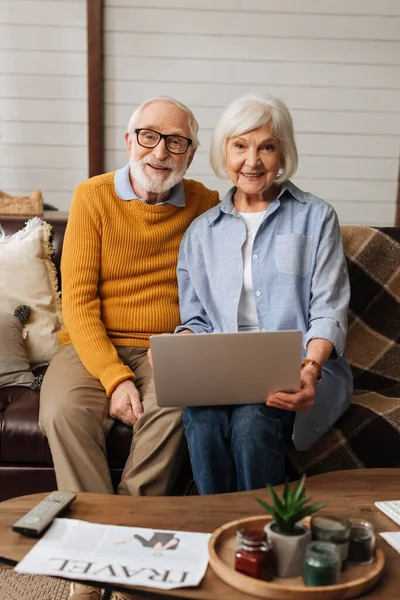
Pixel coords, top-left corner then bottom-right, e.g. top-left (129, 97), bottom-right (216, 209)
top-left (105, 150), bottom-right (398, 183)
top-left (1, 2), bottom-right (86, 27)
top-left (292, 178), bottom-right (397, 203)
top-left (0, 74), bottom-right (87, 100)
top-left (105, 82), bottom-right (400, 113)
top-left (0, 24), bottom-right (85, 51)
top-left (0, 168), bottom-right (87, 193)
top-left (0, 98), bottom-right (87, 123)
top-left (106, 105), bottom-right (399, 136)
top-left (105, 151), bottom-right (127, 171)
top-left (0, 50), bottom-right (87, 76)
top-left (104, 0), bottom-right (400, 16)
top-left (106, 57), bottom-right (400, 90)
top-left (106, 127), bottom-right (399, 159)
top-left (106, 8), bottom-right (399, 40)
top-left (105, 33), bottom-right (400, 66)
top-left (310, 157), bottom-right (392, 182)
top-left (289, 111), bottom-right (398, 136)
top-left (294, 134), bottom-right (398, 159)
top-left (1, 122), bottom-right (87, 146)
top-left (296, 157), bottom-right (398, 181)
top-left (334, 201), bottom-right (396, 226)
top-left (0, 145), bottom-right (88, 169)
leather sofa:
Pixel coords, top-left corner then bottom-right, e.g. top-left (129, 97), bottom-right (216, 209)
top-left (1, 216), bottom-right (399, 501)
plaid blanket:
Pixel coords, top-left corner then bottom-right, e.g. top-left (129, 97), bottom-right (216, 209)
top-left (287, 226), bottom-right (400, 477)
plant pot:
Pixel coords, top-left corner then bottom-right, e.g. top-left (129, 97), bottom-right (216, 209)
top-left (264, 521), bottom-right (311, 578)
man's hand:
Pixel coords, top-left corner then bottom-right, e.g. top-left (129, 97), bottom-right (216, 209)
top-left (266, 368), bottom-right (317, 412)
top-left (109, 380), bottom-right (143, 426)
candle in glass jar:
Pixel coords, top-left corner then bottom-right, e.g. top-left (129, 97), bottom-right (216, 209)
top-left (303, 541), bottom-right (341, 587)
top-left (348, 520), bottom-right (375, 565)
top-left (311, 515), bottom-right (351, 570)
top-left (235, 529), bottom-right (276, 581)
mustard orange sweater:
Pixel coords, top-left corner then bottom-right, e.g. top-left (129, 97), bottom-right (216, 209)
top-left (58, 172), bottom-right (219, 396)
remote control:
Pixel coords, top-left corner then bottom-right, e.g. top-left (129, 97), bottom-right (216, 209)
top-left (12, 491), bottom-right (76, 537)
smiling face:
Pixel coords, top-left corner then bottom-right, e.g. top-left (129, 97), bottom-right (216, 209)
top-left (226, 123), bottom-right (283, 201)
top-left (126, 100), bottom-right (195, 197)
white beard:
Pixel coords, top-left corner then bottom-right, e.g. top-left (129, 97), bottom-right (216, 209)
top-left (129, 154), bottom-right (188, 195)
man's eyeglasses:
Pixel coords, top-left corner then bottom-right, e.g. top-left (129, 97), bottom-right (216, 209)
top-left (135, 129), bottom-right (193, 155)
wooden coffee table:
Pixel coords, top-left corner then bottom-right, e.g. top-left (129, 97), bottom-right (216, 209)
top-left (0, 469), bottom-right (399, 599)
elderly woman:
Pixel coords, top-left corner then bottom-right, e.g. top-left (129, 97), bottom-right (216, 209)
top-left (176, 94), bottom-right (353, 494)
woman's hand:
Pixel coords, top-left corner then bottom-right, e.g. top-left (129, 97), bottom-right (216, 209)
top-left (266, 367), bottom-right (317, 412)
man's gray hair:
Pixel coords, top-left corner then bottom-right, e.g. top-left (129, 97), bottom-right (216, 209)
top-left (127, 96), bottom-right (200, 150)
top-left (210, 94), bottom-right (298, 183)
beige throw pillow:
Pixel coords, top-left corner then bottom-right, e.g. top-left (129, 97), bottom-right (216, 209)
top-left (0, 312), bottom-right (35, 387)
top-left (0, 218), bottom-right (62, 365)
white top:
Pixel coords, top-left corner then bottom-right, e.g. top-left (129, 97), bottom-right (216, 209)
top-left (237, 211), bottom-right (265, 332)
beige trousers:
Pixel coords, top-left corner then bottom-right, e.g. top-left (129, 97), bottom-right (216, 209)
top-left (39, 344), bottom-right (186, 496)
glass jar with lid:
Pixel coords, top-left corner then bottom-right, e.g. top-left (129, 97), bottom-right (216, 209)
top-left (348, 519), bottom-right (375, 565)
top-left (311, 515), bottom-right (351, 570)
top-left (235, 528), bottom-right (276, 581)
top-left (303, 541), bottom-right (341, 586)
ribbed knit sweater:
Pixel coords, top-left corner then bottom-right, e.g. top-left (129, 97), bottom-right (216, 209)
top-left (58, 171), bottom-right (219, 396)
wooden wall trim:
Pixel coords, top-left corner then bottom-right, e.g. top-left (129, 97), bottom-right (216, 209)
top-left (87, 0), bottom-right (104, 177)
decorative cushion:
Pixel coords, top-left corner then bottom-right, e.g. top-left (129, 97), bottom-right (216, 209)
top-left (0, 218), bottom-right (62, 366)
top-left (0, 312), bottom-right (35, 388)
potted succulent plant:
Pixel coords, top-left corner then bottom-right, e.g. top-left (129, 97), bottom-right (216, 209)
top-left (256, 475), bottom-right (326, 578)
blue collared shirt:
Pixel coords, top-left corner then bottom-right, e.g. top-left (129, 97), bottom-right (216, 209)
top-left (176, 181), bottom-right (350, 357)
top-left (176, 181), bottom-right (353, 449)
top-left (114, 163), bottom-right (186, 207)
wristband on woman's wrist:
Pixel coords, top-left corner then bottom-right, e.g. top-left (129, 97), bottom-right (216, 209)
top-left (301, 359), bottom-right (322, 385)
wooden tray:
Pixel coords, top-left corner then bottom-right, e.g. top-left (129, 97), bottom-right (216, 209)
top-left (208, 516), bottom-right (385, 599)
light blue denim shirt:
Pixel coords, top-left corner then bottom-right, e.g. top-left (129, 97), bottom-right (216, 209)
top-left (177, 181), bottom-right (349, 354)
top-left (176, 181), bottom-right (353, 449)
top-left (114, 163), bottom-right (185, 206)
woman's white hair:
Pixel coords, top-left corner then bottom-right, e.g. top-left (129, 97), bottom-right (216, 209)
top-left (127, 96), bottom-right (200, 150)
top-left (210, 93), bottom-right (298, 183)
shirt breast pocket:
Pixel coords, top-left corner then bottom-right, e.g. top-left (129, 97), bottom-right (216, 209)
top-left (275, 234), bottom-right (313, 277)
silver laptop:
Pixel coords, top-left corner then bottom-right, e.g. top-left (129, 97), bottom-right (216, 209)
top-left (150, 330), bottom-right (302, 407)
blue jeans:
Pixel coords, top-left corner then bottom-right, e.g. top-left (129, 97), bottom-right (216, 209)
top-left (183, 404), bottom-right (294, 494)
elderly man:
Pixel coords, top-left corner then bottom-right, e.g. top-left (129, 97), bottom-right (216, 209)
top-left (39, 96), bottom-right (219, 600)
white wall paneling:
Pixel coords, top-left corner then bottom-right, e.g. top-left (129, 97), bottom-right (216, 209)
top-left (0, 0), bottom-right (87, 211)
top-left (106, 82), bottom-right (400, 113)
top-left (0, 168), bottom-right (88, 192)
top-left (104, 0), bottom-right (400, 15)
top-left (1, 1), bottom-right (399, 220)
top-left (104, 1), bottom-right (400, 225)
top-left (105, 9), bottom-right (398, 40)
top-left (0, 99), bottom-right (87, 124)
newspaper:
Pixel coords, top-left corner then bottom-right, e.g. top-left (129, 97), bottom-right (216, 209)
top-left (380, 531), bottom-right (400, 554)
top-left (14, 518), bottom-right (211, 590)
